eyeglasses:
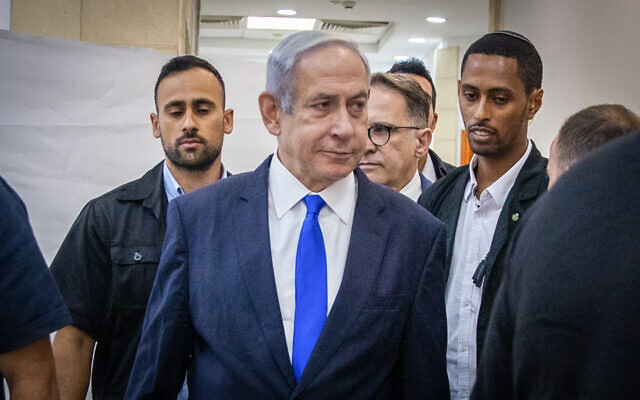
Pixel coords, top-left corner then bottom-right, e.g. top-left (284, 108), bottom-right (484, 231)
top-left (367, 124), bottom-right (423, 146)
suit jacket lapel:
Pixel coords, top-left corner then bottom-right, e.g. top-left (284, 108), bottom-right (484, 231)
top-left (232, 156), bottom-right (296, 389)
top-left (291, 169), bottom-right (390, 398)
top-left (439, 173), bottom-right (469, 282)
top-left (483, 144), bottom-right (548, 283)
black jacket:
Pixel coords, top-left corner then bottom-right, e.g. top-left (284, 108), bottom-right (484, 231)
top-left (473, 132), bottom-right (640, 399)
top-left (418, 142), bottom-right (548, 357)
top-left (429, 149), bottom-right (455, 180)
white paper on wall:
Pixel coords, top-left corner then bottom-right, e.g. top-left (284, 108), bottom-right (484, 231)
top-left (0, 31), bottom-right (275, 262)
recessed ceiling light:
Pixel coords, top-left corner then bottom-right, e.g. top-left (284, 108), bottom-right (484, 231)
top-left (408, 37), bottom-right (427, 44)
top-left (394, 56), bottom-right (410, 61)
top-left (426, 16), bottom-right (447, 23)
top-left (247, 16), bottom-right (316, 30)
top-left (276, 9), bottom-right (297, 16)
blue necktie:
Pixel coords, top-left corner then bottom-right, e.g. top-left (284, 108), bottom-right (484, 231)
top-left (292, 194), bottom-right (328, 381)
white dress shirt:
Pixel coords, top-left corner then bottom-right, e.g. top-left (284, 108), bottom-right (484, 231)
top-left (399, 169), bottom-right (423, 202)
top-left (423, 152), bottom-right (438, 183)
top-left (268, 154), bottom-right (357, 361)
top-left (446, 140), bottom-right (532, 399)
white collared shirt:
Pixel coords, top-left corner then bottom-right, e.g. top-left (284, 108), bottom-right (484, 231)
top-left (399, 170), bottom-right (423, 202)
top-left (446, 140), bottom-right (532, 400)
top-left (163, 161), bottom-right (228, 202)
top-left (423, 152), bottom-right (438, 183)
top-left (268, 153), bottom-right (357, 362)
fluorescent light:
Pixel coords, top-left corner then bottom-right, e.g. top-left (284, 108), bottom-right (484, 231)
top-left (426, 16), bottom-right (447, 23)
top-left (394, 56), bottom-right (410, 61)
top-left (276, 9), bottom-right (297, 16)
top-left (247, 16), bottom-right (316, 30)
top-left (408, 37), bottom-right (427, 44)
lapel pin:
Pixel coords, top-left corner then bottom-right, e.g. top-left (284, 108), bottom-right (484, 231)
top-left (133, 251), bottom-right (143, 262)
top-left (511, 212), bottom-right (519, 222)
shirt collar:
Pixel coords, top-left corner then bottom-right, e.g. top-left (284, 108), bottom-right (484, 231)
top-left (268, 152), bottom-right (356, 224)
top-left (464, 139), bottom-right (532, 208)
top-left (399, 170), bottom-right (423, 202)
top-left (163, 160), bottom-right (228, 202)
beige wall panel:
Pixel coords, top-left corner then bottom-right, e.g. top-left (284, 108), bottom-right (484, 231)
top-left (82, 0), bottom-right (178, 47)
top-left (151, 45), bottom-right (178, 55)
top-left (434, 78), bottom-right (459, 110)
top-left (11, 0), bottom-right (81, 40)
top-left (431, 139), bottom-right (457, 166)
top-left (433, 108), bottom-right (459, 141)
top-left (435, 46), bottom-right (459, 79)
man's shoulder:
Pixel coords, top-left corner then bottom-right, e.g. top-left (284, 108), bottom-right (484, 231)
top-left (87, 162), bottom-right (164, 206)
top-left (418, 165), bottom-right (468, 211)
top-left (359, 172), bottom-right (443, 232)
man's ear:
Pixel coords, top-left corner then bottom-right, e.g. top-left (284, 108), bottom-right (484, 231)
top-left (415, 127), bottom-right (432, 159)
top-left (258, 92), bottom-right (282, 137)
top-left (527, 88), bottom-right (544, 120)
top-left (151, 113), bottom-right (161, 139)
top-left (223, 108), bottom-right (234, 135)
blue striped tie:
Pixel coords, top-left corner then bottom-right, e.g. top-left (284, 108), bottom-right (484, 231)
top-left (292, 194), bottom-right (327, 381)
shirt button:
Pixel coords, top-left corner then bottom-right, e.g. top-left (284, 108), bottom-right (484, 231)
top-left (460, 346), bottom-right (467, 353)
top-left (463, 300), bottom-right (471, 307)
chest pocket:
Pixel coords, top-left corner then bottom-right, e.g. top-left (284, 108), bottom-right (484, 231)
top-left (110, 246), bottom-right (161, 309)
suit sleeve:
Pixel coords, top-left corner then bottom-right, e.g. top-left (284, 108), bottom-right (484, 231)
top-left (124, 199), bottom-right (193, 399)
top-left (397, 223), bottom-right (449, 399)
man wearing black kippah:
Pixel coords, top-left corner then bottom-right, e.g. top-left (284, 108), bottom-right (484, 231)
top-left (418, 31), bottom-right (548, 400)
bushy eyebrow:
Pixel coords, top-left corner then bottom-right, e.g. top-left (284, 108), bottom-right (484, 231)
top-left (460, 83), bottom-right (513, 94)
top-left (193, 98), bottom-right (215, 107)
top-left (164, 98), bottom-right (216, 111)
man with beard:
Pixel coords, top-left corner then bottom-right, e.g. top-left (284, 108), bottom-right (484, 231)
top-left (50, 55), bottom-right (233, 400)
top-left (418, 31), bottom-right (548, 400)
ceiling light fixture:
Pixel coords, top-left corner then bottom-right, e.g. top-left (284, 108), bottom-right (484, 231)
top-left (276, 9), bottom-right (297, 16)
top-left (408, 37), bottom-right (427, 43)
top-left (426, 16), bottom-right (447, 23)
top-left (247, 16), bottom-right (316, 30)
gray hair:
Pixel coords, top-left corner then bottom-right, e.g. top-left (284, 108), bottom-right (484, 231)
top-left (266, 30), bottom-right (370, 114)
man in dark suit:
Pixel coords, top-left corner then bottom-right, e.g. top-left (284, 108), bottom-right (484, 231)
top-left (473, 131), bottom-right (640, 399)
top-left (389, 57), bottom-right (455, 180)
top-left (418, 31), bottom-right (547, 400)
top-left (360, 72), bottom-right (434, 201)
top-left (125, 31), bottom-right (449, 399)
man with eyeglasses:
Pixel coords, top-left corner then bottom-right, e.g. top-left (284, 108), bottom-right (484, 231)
top-left (360, 72), bottom-right (433, 201)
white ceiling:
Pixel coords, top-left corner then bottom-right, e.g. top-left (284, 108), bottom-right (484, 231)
top-left (199, 0), bottom-right (490, 73)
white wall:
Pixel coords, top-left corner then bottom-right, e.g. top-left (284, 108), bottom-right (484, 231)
top-left (0, 0), bottom-right (9, 30)
top-left (501, 0), bottom-right (640, 156)
top-left (0, 31), bottom-right (272, 263)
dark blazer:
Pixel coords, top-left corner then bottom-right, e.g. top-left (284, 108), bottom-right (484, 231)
top-left (473, 132), bottom-right (640, 399)
top-left (419, 171), bottom-right (432, 192)
top-left (125, 156), bottom-right (449, 399)
top-left (418, 142), bottom-right (548, 357)
top-left (429, 149), bottom-right (455, 180)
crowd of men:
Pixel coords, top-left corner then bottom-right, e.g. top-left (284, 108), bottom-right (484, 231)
top-left (1, 29), bottom-right (639, 400)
